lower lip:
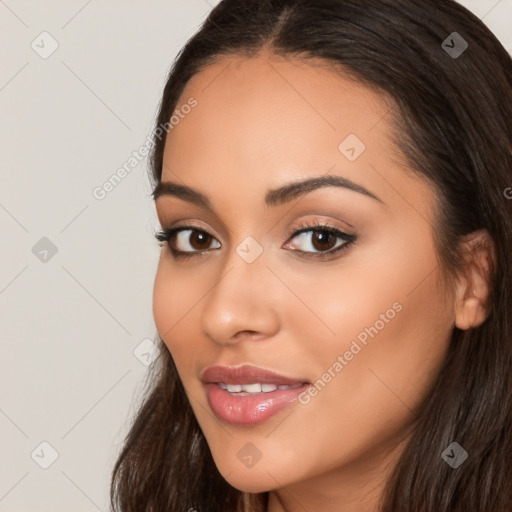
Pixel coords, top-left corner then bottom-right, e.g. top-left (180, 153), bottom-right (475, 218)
top-left (204, 382), bottom-right (310, 426)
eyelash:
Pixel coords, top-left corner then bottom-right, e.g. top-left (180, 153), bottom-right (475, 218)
top-left (154, 220), bottom-right (356, 261)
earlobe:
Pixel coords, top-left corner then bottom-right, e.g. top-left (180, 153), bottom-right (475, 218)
top-left (455, 295), bottom-right (487, 330)
top-left (453, 229), bottom-right (495, 331)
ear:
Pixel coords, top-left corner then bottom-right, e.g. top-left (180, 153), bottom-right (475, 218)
top-left (454, 229), bottom-right (496, 330)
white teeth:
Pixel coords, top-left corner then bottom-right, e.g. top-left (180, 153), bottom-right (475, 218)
top-left (278, 383), bottom-right (302, 390)
top-left (241, 383), bottom-right (262, 393)
top-left (218, 382), bottom-right (303, 393)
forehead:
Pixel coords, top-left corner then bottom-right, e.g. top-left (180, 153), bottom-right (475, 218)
top-left (165, 54), bottom-right (388, 164)
top-left (160, 52), bottom-right (433, 220)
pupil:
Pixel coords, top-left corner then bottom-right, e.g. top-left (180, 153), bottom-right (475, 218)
top-left (191, 231), bottom-right (210, 249)
top-left (313, 231), bottom-right (334, 251)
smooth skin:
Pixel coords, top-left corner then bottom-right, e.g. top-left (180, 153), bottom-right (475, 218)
top-left (152, 51), bottom-right (494, 512)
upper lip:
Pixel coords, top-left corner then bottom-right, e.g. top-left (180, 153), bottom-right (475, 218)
top-left (200, 364), bottom-right (309, 386)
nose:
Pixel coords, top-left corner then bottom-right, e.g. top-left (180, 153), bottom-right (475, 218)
top-left (199, 249), bottom-right (280, 346)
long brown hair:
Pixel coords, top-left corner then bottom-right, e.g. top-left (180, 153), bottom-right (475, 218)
top-left (110, 1), bottom-right (512, 510)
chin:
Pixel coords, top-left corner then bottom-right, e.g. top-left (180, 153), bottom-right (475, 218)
top-left (224, 476), bottom-right (274, 494)
top-left (217, 464), bottom-right (282, 493)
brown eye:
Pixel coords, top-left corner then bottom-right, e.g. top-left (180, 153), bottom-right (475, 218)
top-left (310, 231), bottom-right (338, 251)
top-left (188, 231), bottom-right (213, 250)
top-left (173, 229), bottom-right (220, 253)
top-left (286, 227), bottom-right (354, 256)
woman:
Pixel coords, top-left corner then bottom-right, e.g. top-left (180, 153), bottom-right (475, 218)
top-left (110, 0), bottom-right (512, 510)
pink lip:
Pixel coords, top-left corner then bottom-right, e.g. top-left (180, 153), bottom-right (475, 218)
top-left (201, 364), bottom-right (308, 386)
top-left (201, 364), bottom-right (310, 426)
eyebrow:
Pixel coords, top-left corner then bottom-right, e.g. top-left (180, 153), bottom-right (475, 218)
top-left (152, 174), bottom-right (383, 209)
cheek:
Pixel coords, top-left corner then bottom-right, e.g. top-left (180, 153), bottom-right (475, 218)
top-left (278, 228), bottom-right (453, 456)
top-left (152, 263), bottom-right (174, 341)
top-left (152, 260), bottom-right (202, 393)
top-left (152, 257), bottom-right (199, 343)
top-left (152, 259), bottom-right (199, 379)
top-left (326, 231), bottom-right (452, 396)
top-left (152, 256), bottom-right (223, 384)
top-left (303, 273), bottom-right (452, 473)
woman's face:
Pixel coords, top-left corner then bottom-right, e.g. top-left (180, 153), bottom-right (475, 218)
top-left (153, 52), bottom-right (456, 503)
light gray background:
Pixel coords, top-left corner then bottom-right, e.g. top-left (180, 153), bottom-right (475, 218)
top-left (0, 1), bottom-right (510, 510)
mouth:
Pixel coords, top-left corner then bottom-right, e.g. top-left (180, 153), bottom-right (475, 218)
top-left (217, 381), bottom-right (304, 395)
top-left (200, 364), bottom-right (310, 426)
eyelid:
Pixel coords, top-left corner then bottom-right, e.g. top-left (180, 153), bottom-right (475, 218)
top-left (281, 219), bottom-right (355, 256)
top-left (156, 217), bottom-right (356, 262)
top-left (284, 218), bottom-right (353, 240)
top-left (160, 218), bottom-right (352, 245)
top-left (165, 221), bottom-right (220, 242)
top-left (164, 221), bottom-right (219, 248)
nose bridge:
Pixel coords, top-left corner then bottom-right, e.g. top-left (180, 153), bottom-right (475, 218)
top-left (199, 236), bottom-right (279, 343)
